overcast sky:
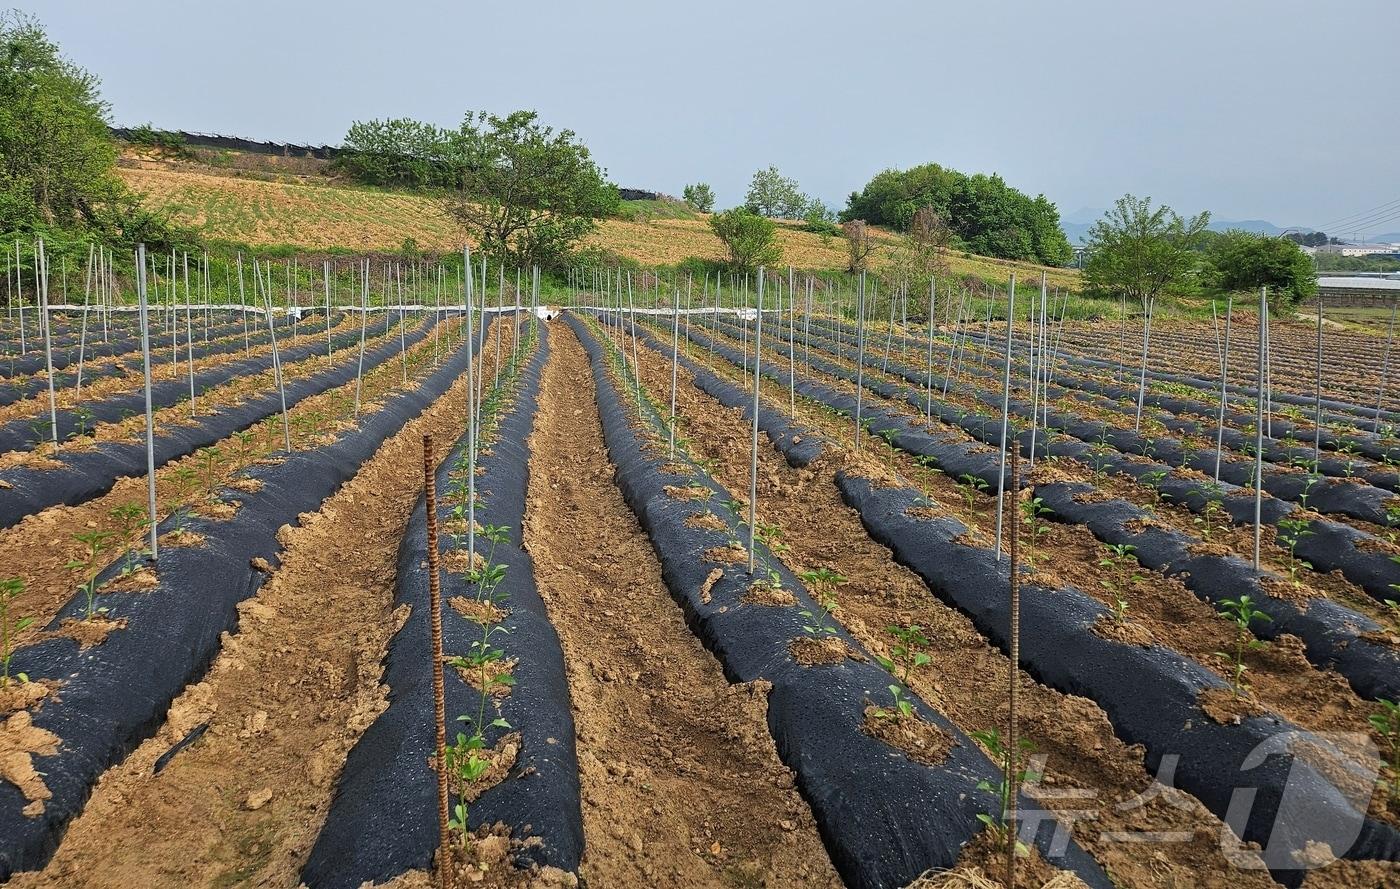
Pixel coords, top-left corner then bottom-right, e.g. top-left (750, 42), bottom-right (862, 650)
top-left (30, 0), bottom-right (1400, 233)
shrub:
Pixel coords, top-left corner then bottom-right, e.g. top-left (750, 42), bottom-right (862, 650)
top-left (1206, 229), bottom-right (1318, 306)
top-left (675, 255), bottom-right (725, 281)
top-left (125, 123), bottom-right (191, 157)
top-left (745, 166), bottom-right (808, 219)
top-left (802, 204), bottom-right (841, 238)
top-left (709, 208), bottom-right (781, 273)
top-left (682, 182), bottom-right (715, 213)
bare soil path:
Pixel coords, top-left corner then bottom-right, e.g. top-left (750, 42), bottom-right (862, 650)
top-left (521, 322), bottom-right (841, 889)
top-left (7, 345), bottom-right (480, 889)
top-left (621, 324), bottom-right (1282, 889)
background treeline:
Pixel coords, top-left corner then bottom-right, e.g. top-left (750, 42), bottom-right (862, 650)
top-left (841, 163), bottom-right (1072, 267)
top-left (336, 118), bottom-right (1074, 269)
top-left (1, 12), bottom-right (186, 255)
top-left (335, 118), bottom-right (469, 189)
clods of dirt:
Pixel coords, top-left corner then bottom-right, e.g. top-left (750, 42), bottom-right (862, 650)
top-left (788, 635), bottom-right (858, 666)
top-left (438, 823), bottom-right (580, 888)
top-left (1297, 855), bottom-right (1400, 887)
top-left (860, 707), bottom-right (952, 767)
top-left (906, 828), bottom-right (1092, 888)
top-left (105, 566), bottom-right (159, 593)
top-left (454, 658), bottom-right (517, 699)
top-left (1090, 615), bottom-right (1155, 647)
top-left (226, 477), bottom-right (264, 494)
top-left (742, 582), bottom-right (797, 607)
top-left (703, 544), bottom-right (748, 565)
top-left (54, 615), bottom-right (126, 647)
top-left (243, 787), bottom-right (273, 811)
top-left (1186, 539), bottom-right (1234, 558)
top-left (443, 733), bottom-right (521, 805)
top-left (1259, 574), bottom-right (1319, 606)
top-left (159, 528), bottom-right (206, 548)
top-left (1123, 517), bottom-right (1171, 534)
top-left (1198, 687), bottom-right (1271, 725)
top-left (663, 484), bottom-right (711, 502)
top-left (1359, 629), bottom-right (1400, 648)
top-left (197, 500), bottom-right (239, 521)
top-left (683, 511), bottom-right (727, 531)
top-left (443, 547), bottom-right (488, 576)
top-left (0, 680), bottom-right (51, 715)
top-left (450, 596), bottom-right (508, 626)
top-left (0, 709), bottom-right (60, 813)
top-left (1070, 488), bottom-right (1114, 504)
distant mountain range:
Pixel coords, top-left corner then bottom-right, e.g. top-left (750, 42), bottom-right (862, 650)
top-left (1058, 206), bottom-right (1400, 246)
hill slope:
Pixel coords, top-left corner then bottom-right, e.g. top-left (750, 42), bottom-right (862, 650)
top-left (117, 152), bottom-right (1081, 289)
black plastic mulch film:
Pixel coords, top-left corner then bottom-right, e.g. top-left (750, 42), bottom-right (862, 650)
top-left (0, 315), bottom-right (425, 529)
top-left (0, 312), bottom-right (400, 451)
top-left (838, 313), bottom-right (1400, 427)
top-left (751, 314), bottom-right (1397, 527)
top-left (0, 317), bottom-right (489, 880)
top-left (670, 320), bottom-right (1400, 704)
top-left (570, 312), bottom-right (1112, 889)
top-left (304, 320), bottom-right (584, 888)
top-left (0, 311), bottom-right (274, 379)
top-left (0, 313), bottom-right (290, 405)
top-left (623, 311), bottom-right (1400, 884)
top-left (700, 314), bottom-right (1400, 608)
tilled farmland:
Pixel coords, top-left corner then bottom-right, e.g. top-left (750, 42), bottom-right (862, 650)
top-left (1, 259), bottom-right (1398, 889)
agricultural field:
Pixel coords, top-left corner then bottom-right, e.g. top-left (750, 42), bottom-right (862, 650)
top-left (1, 247), bottom-right (1399, 889)
top-left (114, 151), bottom-right (1082, 290)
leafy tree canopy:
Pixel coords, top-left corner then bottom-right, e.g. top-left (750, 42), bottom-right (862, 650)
top-left (709, 208), bottom-right (781, 273)
top-left (745, 165), bottom-right (816, 220)
top-left (1208, 229), bottom-right (1317, 303)
top-left (0, 11), bottom-right (173, 249)
top-left (337, 118), bottom-right (467, 190)
top-left (438, 110), bottom-right (619, 269)
top-left (1082, 195), bottom-right (1210, 304)
top-left (682, 182), bottom-right (715, 213)
top-left (842, 162), bottom-right (1072, 266)
top-left (1284, 230), bottom-right (1335, 248)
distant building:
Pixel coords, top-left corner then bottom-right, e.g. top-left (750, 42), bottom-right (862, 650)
top-left (1314, 243), bottom-right (1400, 257)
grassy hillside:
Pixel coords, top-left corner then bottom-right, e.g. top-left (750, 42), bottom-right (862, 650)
top-left (116, 152), bottom-right (1082, 289)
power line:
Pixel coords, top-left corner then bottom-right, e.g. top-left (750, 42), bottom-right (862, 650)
top-left (1337, 206), bottom-right (1400, 239)
top-left (1316, 197), bottom-right (1400, 232)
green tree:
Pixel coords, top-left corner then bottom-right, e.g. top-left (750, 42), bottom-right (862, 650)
top-left (745, 165), bottom-right (810, 219)
top-left (0, 12), bottom-right (177, 249)
top-left (438, 110), bottom-right (619, 269)
top-left (1083, 195), bottom-right (1211, 304)
top-left (709, 208), bottom-right (781, 273)
top-left (844, 163), bottom-right (962, 231)
top-left (842, 162), bottom-right (1071, 266)
top-left (1208, 230), bottom-right (1317, 304)
top-left (682, 182), bottom-right (715, 213)
top-left (1285, 231), bottom-right (1330, 248)
top-left (337, 118), bottom-right (464, 189)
